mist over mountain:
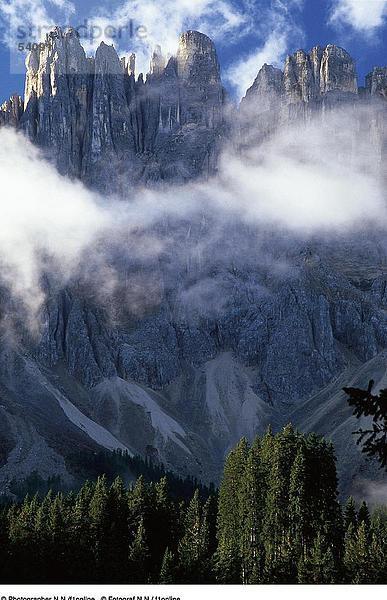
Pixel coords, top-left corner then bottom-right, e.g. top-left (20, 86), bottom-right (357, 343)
top-left (0, 27), bottom-right (386, 500)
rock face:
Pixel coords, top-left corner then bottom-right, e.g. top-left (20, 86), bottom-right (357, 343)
top-left (243, 64), bottom-right (283, 112)
top-left (319, 45), bottom-right (358, 94)
top-left (0, 94), bottom-right (23, 126)
top-left (1, 234), bottom-right (387, 496)
top-left (22, 28), bottom-right (92, 178)
top-left (241, 44), bottom-right (386, 169)
top-left (17, 28), bottom-right (226, 189)
top-left (366, 66), bottom-right (387, 98)
top-left (243, 44), bottom-right (358, 114)
top-left (0, 32), bottom-right (387, 498)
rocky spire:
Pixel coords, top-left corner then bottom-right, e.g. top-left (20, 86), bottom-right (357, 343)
top-left (244, 43), bottom-right (358, 119)
top-left (24, 27), bottom-right (89, 108)
top-left (242, 64), bottom-right (284, 111)
top-left (83, 40), bottom-right (136, 184)
top-left (366, 66), bottom-right (387, 98)
top-left (282, 44), bottom-right (357, 104)
top-left (175, 31), bottom-right (224, 129)
top-left (309, 45), bottom-right (324, 92)
top-left (284, 49), bottom-right (317, 103)
top-left (128, 53), bottom-right (136, 77)
top-left (0, 94), bottom-right (23, 126)
top-left (176, 30), bottom-right (221, 84)
top-left (95, 41), bottom-right (123, 75)
top-left (21, 27), bottom-right (92, 175)
top-left (319, 45), bottom-right (357, 94)
top-left (150, 45), bottom-right (166, 76)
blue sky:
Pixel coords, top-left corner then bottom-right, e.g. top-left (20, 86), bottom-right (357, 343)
top-left (0, 0), bottom-right (386, 101)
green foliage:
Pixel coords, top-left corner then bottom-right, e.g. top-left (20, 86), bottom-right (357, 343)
top-left (178, 490), bottom-right (213, 583)
top-left (344, 497), bottom-right (357, 530)
top-left (343, 502), bottom-right (387, 583)
top-left (0, 428), bottom-right (386, 584)
top-left (298, 533), bottom-right (336, 584)
top-left (159, 548), bottom-right (176, 584)
top-left (215, 437), bottom-right (249, 583)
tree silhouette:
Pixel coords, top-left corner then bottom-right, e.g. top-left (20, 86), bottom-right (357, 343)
top-left (343, 380), bottom-right (387, 468)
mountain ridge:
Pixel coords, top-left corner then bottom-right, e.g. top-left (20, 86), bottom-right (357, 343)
top-left (1, 29), bottom-right (386, 186)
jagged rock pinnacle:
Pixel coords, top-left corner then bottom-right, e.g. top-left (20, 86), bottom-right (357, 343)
top-left (177, 30), bottom-right (221, 84)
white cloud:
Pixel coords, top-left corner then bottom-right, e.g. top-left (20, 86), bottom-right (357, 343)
top-left (0, 128), bottom-right (107, 314)
top-left (354, 479), bottom-right (387, 506)
top-left (0, 0), bottom-right (75, 44)
top-left (210, 103), bottom-right (386, 233)
top-left (329, 0), bottom-right (387, 35)
top-left (225, 31), bottom-right (289, 101)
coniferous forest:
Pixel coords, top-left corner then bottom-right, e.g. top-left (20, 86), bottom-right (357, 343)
top-left (0, 425), bottom-right (386, 584)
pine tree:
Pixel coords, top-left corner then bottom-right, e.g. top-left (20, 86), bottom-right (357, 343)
top-left (68, 480), bottom-right (94, 582)
top-left (343, 497), bottom-right (357, 530)
top-left (239, 437), bottom-right (266, 583)
top-left (129, 516), bottom-right (150, 583)
top-left (298, 533), bottom-right (336, 583)
top-left (344, 521), bottom-right (373, 583)
top-left (159, 547), bottom-right (176, 584)
top-left (33, 490), bottom-right (53, 580)
top-left (0, 507), bottom-right (8, 581)
top-left (305, 435), bottom-right (343, 569)
top-left (369, 509), bottom-right (387, 583)
top-left (7, 495), bottom-right (39, 582)
top-left (178, 490), bottom-right (207, 583)
top-left (215, 437), bottom-right (249, 583)
top-left (358, 501), bottom-right (371, 531)
top-left (150, 477), bottom-right (176, 578)
top-left (129, 475), bottom-right (148, 520)
top-left (47, 494), bottom-right (68, 582)
top-left (289, 441), bottom-right (309, 559)
top-left (343, 382), bottom-right (387, 467)
top-left (89, 476), bottom-right (109, 581)
top-left (262, 424), bottom-right (299, 583)
top-left (106, 477), bottom-right (130, 583)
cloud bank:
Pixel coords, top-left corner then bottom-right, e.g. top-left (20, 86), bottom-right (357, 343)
top-left (0, 99), bottom-right (385, 322)
top-left (329, 0), bottom-right (387, 36)
top-left (0, 128), bottom-right (108, 315)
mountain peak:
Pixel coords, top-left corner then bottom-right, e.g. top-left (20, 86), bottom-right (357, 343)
top-left (177, 30), bottom-right (221, 83)
top-left (319, 44), bottom-right (357, 94)
top-left (243, 63), bottom-right (283, 109)
top-left (150, 44), bottom-right (166, 77)
top-left (245, 42), bottom-right (358, 109)
top-left (95, 41), bottom-right (122, 75)
top-left (178, 30), bottom-right (215, 49)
